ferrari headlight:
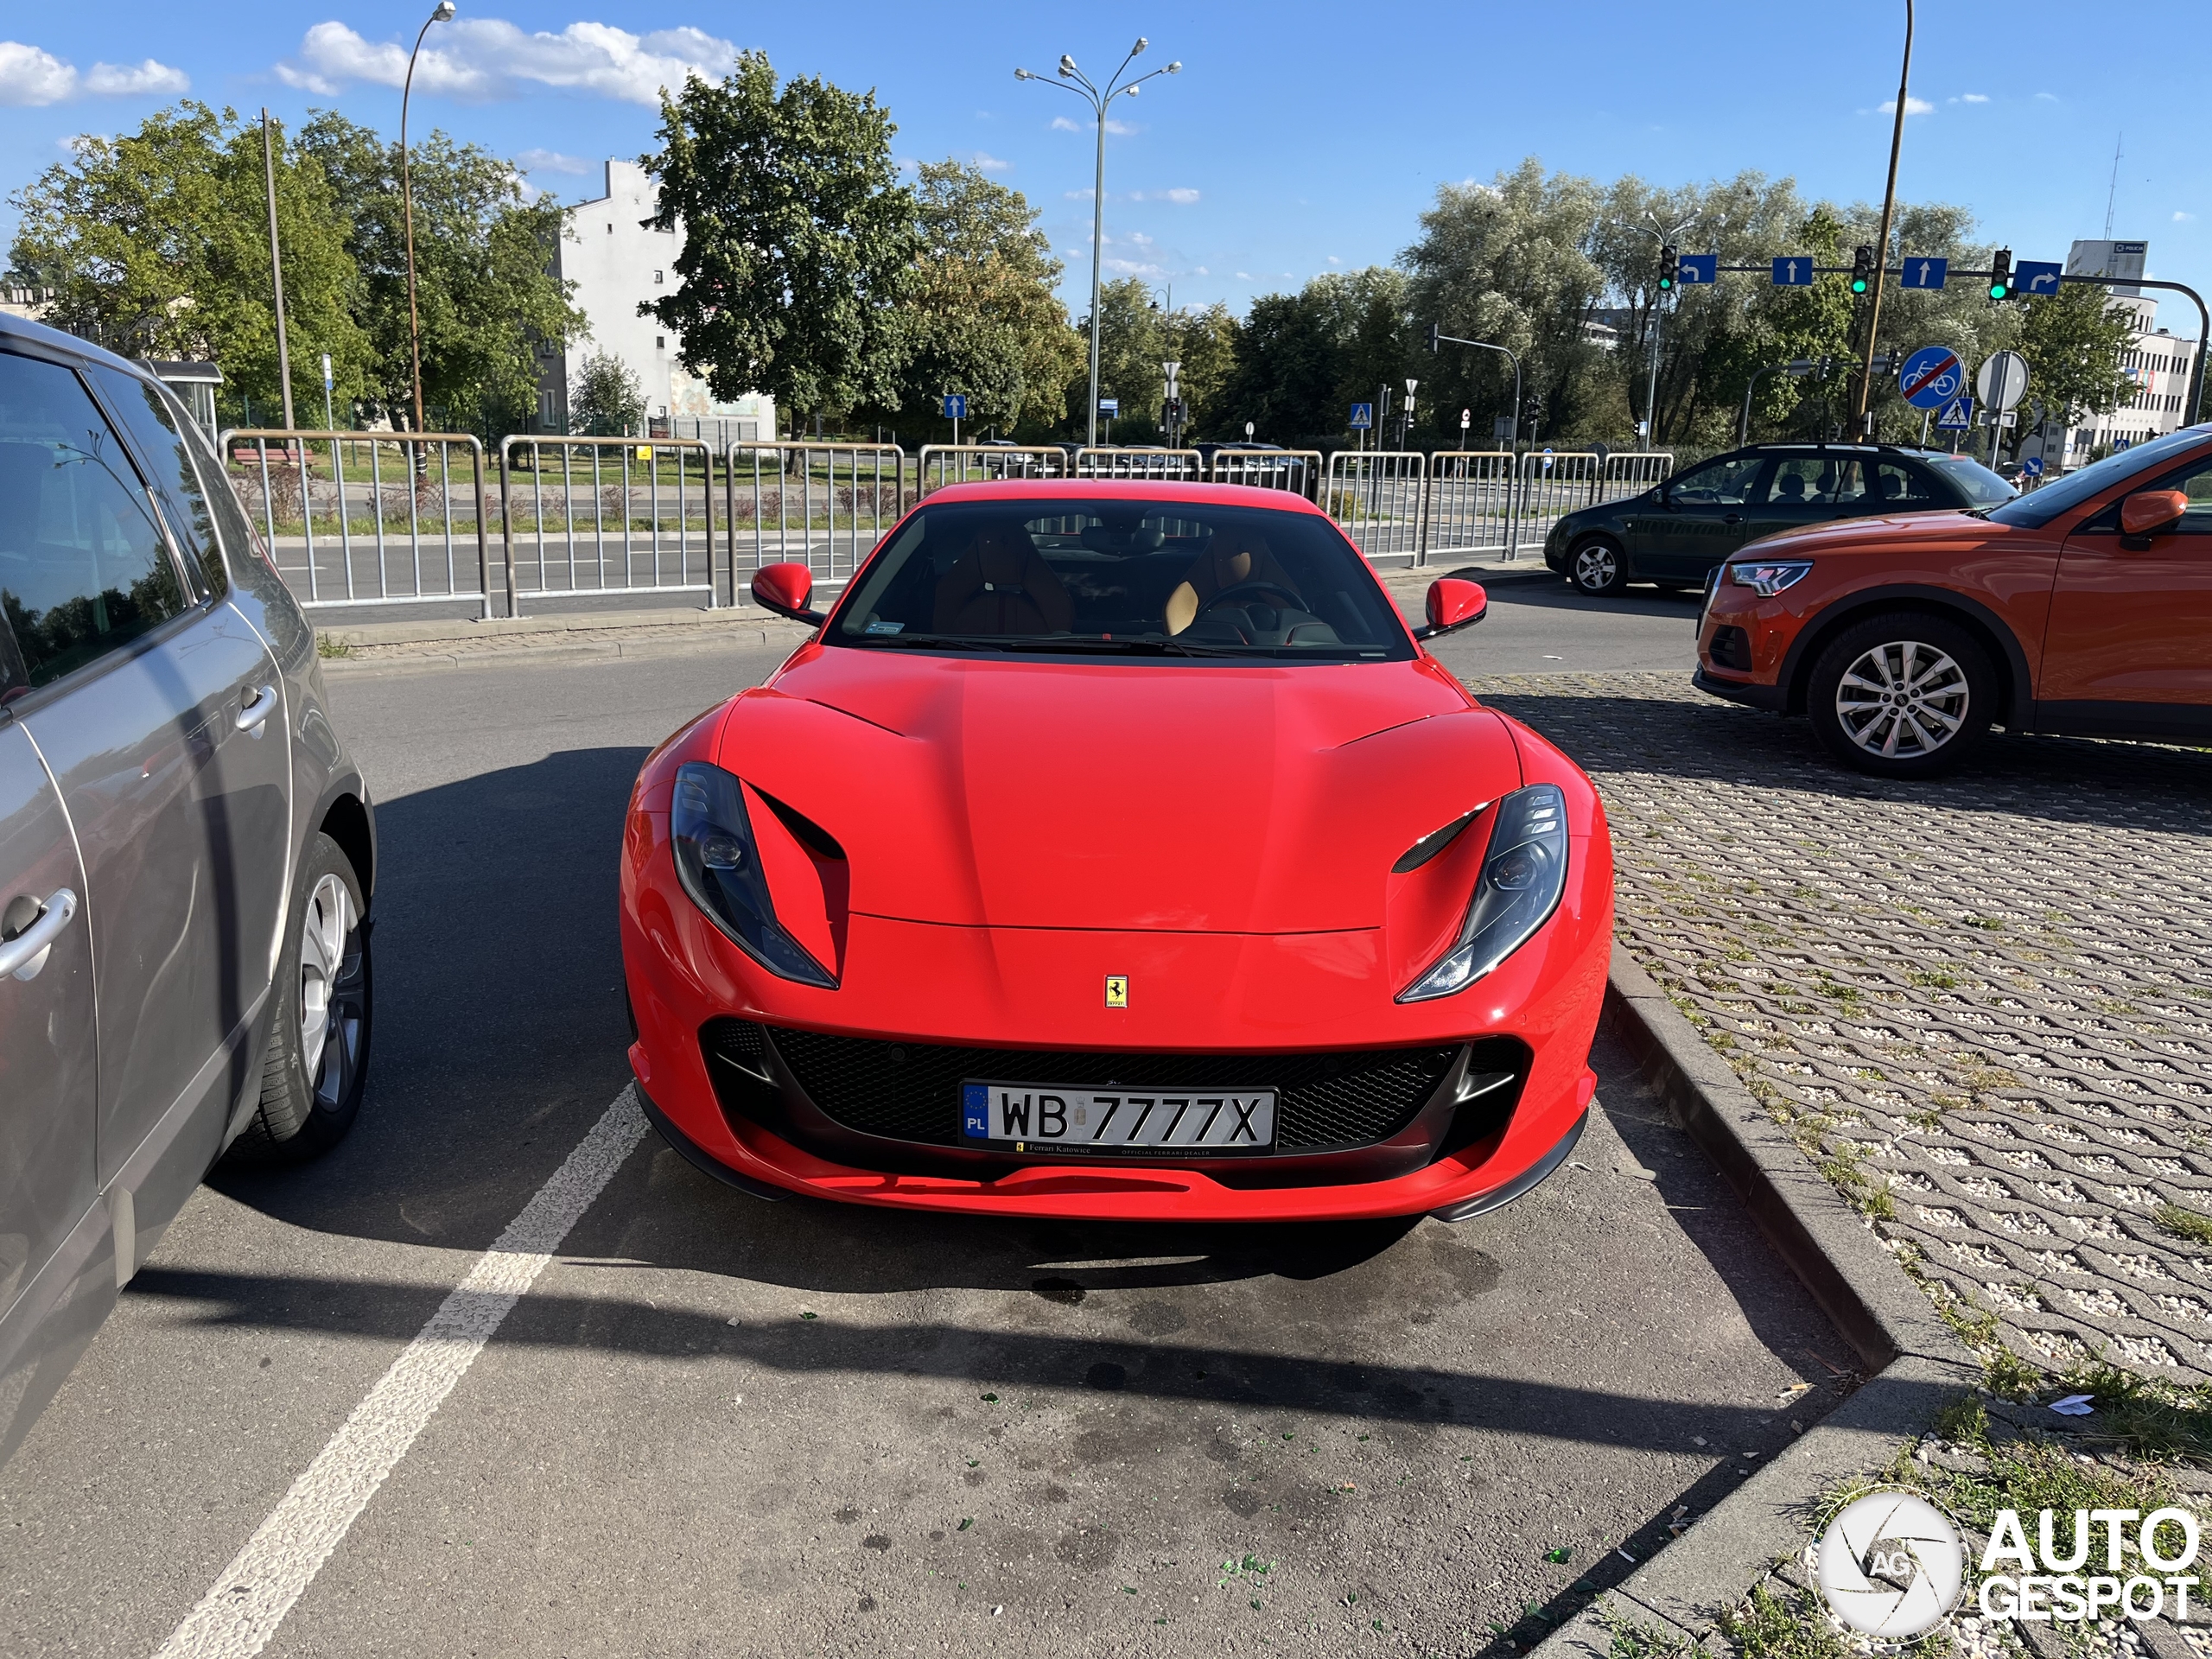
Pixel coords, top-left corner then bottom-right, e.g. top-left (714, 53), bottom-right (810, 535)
top-left (1729, 559), bottom-right (1812, 597)
top-left (1397, 784), bottom-right (1569, 1003)
top-left (671, 761), bottom-right (836, 988)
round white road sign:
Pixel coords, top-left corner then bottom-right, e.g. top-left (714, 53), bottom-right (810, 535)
top-left (1975, 351), bottom-right (2030, 412)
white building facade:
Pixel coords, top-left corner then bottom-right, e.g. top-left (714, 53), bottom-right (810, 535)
top-left (536, 160), bottom-right (775, 442)
top-left (2056, 239), bottom-right (2201, 462)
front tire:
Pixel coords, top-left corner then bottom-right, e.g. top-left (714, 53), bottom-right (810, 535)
top-left (226, 832), bottom-right (372, 1165)
top-left (1568, 537), bottom-right (1629, 596)
top-left (1805, 613), bottom-right (1996, 779)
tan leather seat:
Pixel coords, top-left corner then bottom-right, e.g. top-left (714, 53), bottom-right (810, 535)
top-left (1164, 525), bottom-right (1302, 635)
top-left (931, 525), bottom-right (1076, 635)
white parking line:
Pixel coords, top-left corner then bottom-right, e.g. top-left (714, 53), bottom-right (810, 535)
top-left (151, 1088), bottom-right (648, 1659)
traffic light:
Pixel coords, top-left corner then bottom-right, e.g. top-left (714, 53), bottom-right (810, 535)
top-left (1849, 245), bottom-right (1874, 294)
top-left (1988, 248), bottom-right (2013, 301)
top-left (1427, 321), bottom-right (1440, 354)
top-left (1656, 246), bottom-right (1678, 292)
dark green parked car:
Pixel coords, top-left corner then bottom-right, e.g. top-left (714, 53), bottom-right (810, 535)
top-left (1542, 442), bottom-right (2014, 595)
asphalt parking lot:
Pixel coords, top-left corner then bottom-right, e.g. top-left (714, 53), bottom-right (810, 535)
top-left (0, 597), bottom-right (1854, 1657)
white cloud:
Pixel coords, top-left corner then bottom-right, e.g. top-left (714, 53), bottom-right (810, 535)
top-left (1050, 115), bottom-right (1080, 132)
top-left (968, 151), bottom-right (1010, 174)
top-left (1065, 188), bottom-right (1093, 200)
top-left (1130, 187), bottom-right (1199, 204)
top-left (1877, 96), bottom-right (1935, 116)
top-left (1327, 255), bottom-right (1342, 265)
top-left (2176, 211), bottom-right (2195, 222)
top-left (1104, 257), bottom-right (1164, 276)
top-left (1961, 92), bottom-right (1989, 103)
top-left (517, 147), bottom-right (593, 175)
top-left (1103, 118), bottom-right (1135, 136)
top-left (0, 41), bottom-right (187, 104)
top-left (277, 17), bottom-right (735, 105)
top-left (1235, 270), bottom-right (1251, 280)
top-left (1125, 231), bottom-right (1154, 248)
top-left (2034, 91), bottom-right (2058, 101)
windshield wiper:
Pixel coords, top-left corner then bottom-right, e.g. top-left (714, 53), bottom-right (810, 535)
top-left (852, 632), bottom-right (1008, 652)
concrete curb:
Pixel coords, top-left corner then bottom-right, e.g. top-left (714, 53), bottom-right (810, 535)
top-left (319, 627), bottom-right (810, 679)
top-left (1529, 945), bottom-right (1979, 1654)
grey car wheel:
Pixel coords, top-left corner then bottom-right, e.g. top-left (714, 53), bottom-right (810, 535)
top-left (1569, 537), bottom-right (1628, 596)
top-left (226, 832), bottom-right (372, 1164)
top-left (1805, 613), bottom-right (1997, 779)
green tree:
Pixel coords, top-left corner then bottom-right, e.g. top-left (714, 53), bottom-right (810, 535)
top-left (889, 161), bottom-right (1081, 436)
top-left (644, 52), bottom-right (918, 423)
top-left (10, 103), bottom-right (369, 422)
top-left (295, 112), bottom-right (583, 436)
top-left (1211, 268), bottom-right (1414, 447)
top-left (569, 350), bottom-right (646, 435)
top-left (2010, 280), bottom-right (2133, 456)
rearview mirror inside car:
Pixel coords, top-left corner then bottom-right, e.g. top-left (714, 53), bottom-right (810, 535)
top-left (1415, 577), bottom-right (1487, 640)
top-left (2120, 490), bottom-right (2190, 537)
top-left (751, 562), bottom-right (824, 624)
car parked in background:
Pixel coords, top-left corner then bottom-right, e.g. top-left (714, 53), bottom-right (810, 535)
top-left (1545, 442), bottom-right (2015, 596)
top-left (1695, 423), bottom-right (2212, 776)
top-left (0, 315), bottom-right (377, 1467)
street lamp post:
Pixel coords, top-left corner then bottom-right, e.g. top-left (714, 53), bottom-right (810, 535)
top-left (1017, 41), bottom-right (1181, 448)
top-left (1612, 216), bottom-right (1703, 450)
top-left (1740, 358), bottom-right (1818, 446)
top-left (402, 0), bottom-right (455, 436)
top-left (1428, 328), bottom-right (1522, 455)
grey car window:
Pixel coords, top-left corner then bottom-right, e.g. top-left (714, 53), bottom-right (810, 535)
top-left (85, 364), bottom-right (225, 599)
top-left (0, 352), bottom-right (188, 688)
top-left (1761, 456), bottom-right (1865, 506)
top-left (1670, 454), bottom-right (1764, 505)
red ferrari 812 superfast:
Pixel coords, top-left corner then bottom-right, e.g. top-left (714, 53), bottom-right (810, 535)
top-left (619, 480), bottom-right (1612, 1223)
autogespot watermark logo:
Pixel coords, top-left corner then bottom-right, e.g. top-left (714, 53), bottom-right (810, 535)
top-left (1815, 1490), bottom-right (2206, 1638)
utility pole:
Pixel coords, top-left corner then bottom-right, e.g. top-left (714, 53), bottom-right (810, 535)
top-left (1856, 0), bottom-right (1914, 432)
top-left (261, 109), bottom-right (296, 432)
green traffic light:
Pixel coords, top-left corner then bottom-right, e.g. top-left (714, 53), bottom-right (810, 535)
top-left (1851, 278), bottom-right (1868, 294)
top-left (1988, 283), bottom-right (2005, 299)
top-left (1657, 278), bottom-right (1672, 291)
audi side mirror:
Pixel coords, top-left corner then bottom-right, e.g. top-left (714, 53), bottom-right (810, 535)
top-left (1414, 577), bottom-right (1487, 640)
top-left (751, 562), bottom-right (824, 624)
top-left (2120, 490), bottom-right (2190, 538)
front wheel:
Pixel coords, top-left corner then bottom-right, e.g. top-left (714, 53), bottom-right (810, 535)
top-left (1567, 537), bottom-right (1629, 596)
top-left (226, 832), bottom-right (372, 1165)
top-left (1805, 613), bottom-right (1997, 779)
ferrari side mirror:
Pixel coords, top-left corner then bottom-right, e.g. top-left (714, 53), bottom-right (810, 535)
top-left (752, 562), bottom-right (825, 625)
top-left (1414, 577), bottom-right (1487, 640)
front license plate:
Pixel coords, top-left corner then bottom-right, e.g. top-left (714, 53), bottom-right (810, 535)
top-left (961, 1083), bottom-right (1276, 1152)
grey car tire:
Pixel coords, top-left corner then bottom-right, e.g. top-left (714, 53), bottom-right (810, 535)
top-left (1804, 612), bottom-right (1997, 779)
top-left (227, 832), bottom-right (372, 1165)
top-left (1567, 537), bottom-right (1630, 596)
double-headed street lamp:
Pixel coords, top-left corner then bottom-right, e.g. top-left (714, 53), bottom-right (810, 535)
top-left (402, 0), bottom-right (455, 435)
top-left (1017, 41), bottom-right (1180, 448)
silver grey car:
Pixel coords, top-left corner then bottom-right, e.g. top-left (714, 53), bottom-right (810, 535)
top-left (0, 316), bottom-right (376, 1465)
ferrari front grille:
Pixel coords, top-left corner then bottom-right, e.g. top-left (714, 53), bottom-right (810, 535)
top-left (705, 1020), bottom-right (1470, 1153)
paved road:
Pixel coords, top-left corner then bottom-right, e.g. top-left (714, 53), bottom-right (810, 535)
top-left (0, 620), bottom-right (1838, 1657)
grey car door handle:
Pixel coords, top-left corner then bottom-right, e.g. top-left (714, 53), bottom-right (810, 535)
top-left (1722, 512), bottom-right (1742, 524)
top-left (1, 888), bottom-right (78, 982)
top-left (236, 684), bottom-right (277, 735)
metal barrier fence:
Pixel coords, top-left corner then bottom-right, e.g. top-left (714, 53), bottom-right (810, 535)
top-left (1205, 448), bottom-right (1323, 499)
top-left (916, 445), bottom-right (1071, 495)
top-left (725, 442), bottom-right (906, 588)
top-left (497, 435), bottom-right (717, 617)
top-left (662, 415), bottom-right (763, 447)
top-left (1421, 452), bottom-right (1519, 560)
top-left (1325, 452), bottom-right (1428, 562)
top-left (1074, 447), bottom-right (1205, 481)
top-left (1599, 450), bottom-right (1675, 503)
top-left (1512, 450), bottom-right (1605, 550)
top-left (220, 429), bottom-right (493, 616)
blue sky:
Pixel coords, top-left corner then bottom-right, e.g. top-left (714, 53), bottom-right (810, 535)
top-left (3, 3), bottom-right (2204, 330)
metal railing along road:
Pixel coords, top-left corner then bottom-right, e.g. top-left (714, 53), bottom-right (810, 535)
top-left (1073, 447), bottom-right (1205, 481)
top-left (497, 435), bottom-right (717, 618)
top-left (916, 445), bottom-right (1071, 496)
top-left (1421, 451), bottom-right (1519, 560)
top-left (1324, 451), bottom-right (1428, 563)
top-left (1599, 450), bottom-right (1675, 502)
top-left (221, 429), bottom-right (493, 616)
top-left (1205, 448), bottom-right (1323, 499)
top-left (725, 442), bottom-right (906, 588)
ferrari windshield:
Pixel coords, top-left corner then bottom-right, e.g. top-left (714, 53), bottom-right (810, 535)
top-left (830, 499), bottom-right (1414, 661)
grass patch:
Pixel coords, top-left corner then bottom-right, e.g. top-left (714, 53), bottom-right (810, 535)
top-left (315, 634), bottom-right (351, 658)
top-left (1906, 967), bottom-right (1957, 990)
top-left (2155, 1201), bottom-right (2212, 1246)
top-left (1716, 1584), bottom-right (1857, 1659)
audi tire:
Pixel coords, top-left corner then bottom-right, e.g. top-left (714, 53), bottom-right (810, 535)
top-left (1805, 612), bottom-right (1997, 779)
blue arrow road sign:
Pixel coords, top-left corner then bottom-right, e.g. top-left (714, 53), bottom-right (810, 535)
top-left (942, 393), bottom-right (967, 419)
top-left (1936, 395), bottom-right (1974, 431)
top-left (1349, 403), bottom-right (1373, 429)
top-left (1900, 257), bottom-right (1948, 290)
top-left (2016, 260), bottom-right (2063, 296)
top-left (1771, 256), bottom-right (1815, 287)
top-left (1675, 253), bottom-right (1717, 285)
top-left (1897, 345), bottom-right (1964, 410)
top-left (2022, 455), bottom-right (2044, 478)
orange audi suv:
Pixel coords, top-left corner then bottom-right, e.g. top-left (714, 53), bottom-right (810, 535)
top-left (1695, 425), bottom-right (2212, 776)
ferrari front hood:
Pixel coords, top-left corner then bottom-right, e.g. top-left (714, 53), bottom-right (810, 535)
top-left (717, 647), bottom-right (1522, 933)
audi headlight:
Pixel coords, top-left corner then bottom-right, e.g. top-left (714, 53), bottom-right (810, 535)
top-left (671, 761), bottom-right (836, 988)
top-left (1729, 559), bottom-right (1812, 597)
top-left (1398, 784), bottom-right (1569, 1003)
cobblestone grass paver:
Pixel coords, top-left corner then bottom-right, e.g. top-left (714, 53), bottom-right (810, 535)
top-left (1464, 671), bottom-right (2212, 1383)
